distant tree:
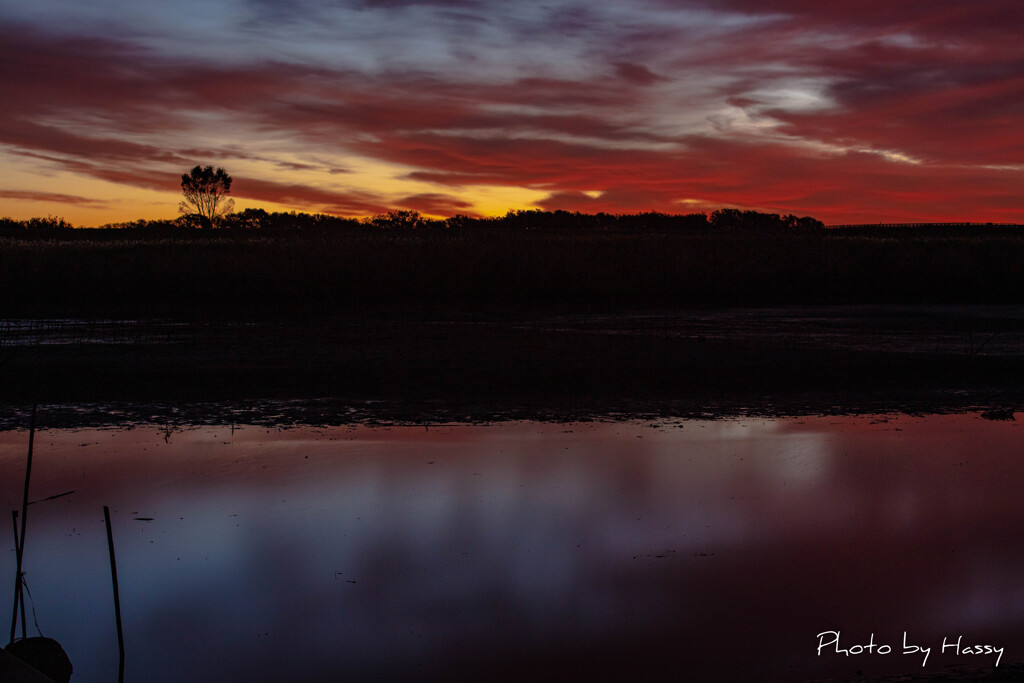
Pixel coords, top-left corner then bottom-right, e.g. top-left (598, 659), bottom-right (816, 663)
top-left (782, 214), bottom-right (825, 232)
top-left (225, 207), bottom-right (271, 230)
top-left (706, 209), bottom-right (824, 232)
top-left (445, 214), bottom-right (478, 230)
top-left (368, 209), bottom-right (428, 230)
top-left (709, 208), bottom-right (755, 229)
top-left (180, 165), bottom-right (234, 228)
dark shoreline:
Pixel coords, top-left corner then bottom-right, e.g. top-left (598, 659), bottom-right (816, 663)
top-left (4, 226), bottom-right (1024, 319)
top-left (2, 306), bottom-right (1022, 428)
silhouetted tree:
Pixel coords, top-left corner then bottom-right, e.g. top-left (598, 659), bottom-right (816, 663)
top-left (709, 208), bottom-right (757, 230)
top-left (709, 208), bottom-right (823, 231)
top-left (180, 165), bottom-right (234, 228)
top-left (445, 214), bottom-right (479, 230)
top-left (368, 210), bottom-right (428, 229)
top-left (781, 214), bottom-right (825, 231)
top-left (225, 207), bottom-right (271, 230)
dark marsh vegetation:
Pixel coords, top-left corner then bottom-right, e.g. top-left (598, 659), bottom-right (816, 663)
top-left (2, 210), bottom-right (1023, 317)
top-left (3, 209), bottom-right (1023, 414)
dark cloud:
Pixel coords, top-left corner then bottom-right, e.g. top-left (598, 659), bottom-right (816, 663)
top-left (233, 177), bottom-right (389, 216)
top-left (352, 0), bottom-right (481, 7)
top-left (760, 42), bottom-right (1024, 166)
top-left (0, 119), bottom-right (188, 168)
top-left (394, 193), bottom-right (477, 216)
top-left (687, 0), bottom-right (1019, 35)
top-left (0, 190), bottom-right (110, 208)
top-left (613, 62), bottom-right (669, 86)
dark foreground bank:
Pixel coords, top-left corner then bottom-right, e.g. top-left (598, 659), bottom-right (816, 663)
top-left (3, 225), bottom-right (1024, 318)
top-left (2, 306), bottom-right (1022, 427)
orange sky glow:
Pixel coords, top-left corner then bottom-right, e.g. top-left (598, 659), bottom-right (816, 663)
top-left (1, 0), bottom-right (1022, 226)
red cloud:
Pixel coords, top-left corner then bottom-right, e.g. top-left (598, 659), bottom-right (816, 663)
top-left (0, 190), bottom-right (109, 208)
top-left (234, 178), bottom-right (390, 216)
top-left (394, 193), bottom-right (477, 216)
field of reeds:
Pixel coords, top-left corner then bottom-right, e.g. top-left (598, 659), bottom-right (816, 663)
top-left (2, 212), bottom-right (1024, 412)
top-left (1, 215), bottom-right (1023, 317)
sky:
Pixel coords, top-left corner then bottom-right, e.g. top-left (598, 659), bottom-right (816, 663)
top-left (1, 0), bottom-right (1022, 225)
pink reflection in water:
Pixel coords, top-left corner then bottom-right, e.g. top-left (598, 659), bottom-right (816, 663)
top-left (1, 414), bottom-right (1022, 681)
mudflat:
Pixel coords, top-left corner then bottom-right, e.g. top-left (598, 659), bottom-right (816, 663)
top-left (2, 305), bottom-right (1022, 426)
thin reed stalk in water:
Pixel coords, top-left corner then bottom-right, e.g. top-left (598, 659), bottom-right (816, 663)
top-left (104, 505), bottom-right (125, 683)
top-left (10, 511), bottom-right (26, 643)
top-left (9, 405), bottom-right (35, 644)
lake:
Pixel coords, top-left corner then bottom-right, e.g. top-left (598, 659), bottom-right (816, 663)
top-left (2, 411), bottom-right (1021, 681)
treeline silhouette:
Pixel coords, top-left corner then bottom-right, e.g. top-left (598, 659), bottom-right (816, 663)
top-left (0, 208), bottom-right (824, 238)
top-left (3, 208), bottom-right (1024, 316)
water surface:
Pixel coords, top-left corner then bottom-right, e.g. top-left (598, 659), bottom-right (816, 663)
top-left (2, 413), bottom-right (1022, 681)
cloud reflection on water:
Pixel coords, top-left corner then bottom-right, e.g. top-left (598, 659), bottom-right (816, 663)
top-left (1, 414), bottom-right (1021, 680)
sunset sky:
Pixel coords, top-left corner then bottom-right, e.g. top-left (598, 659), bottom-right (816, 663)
top-left (1, 0), bottom-right (1022, 225)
